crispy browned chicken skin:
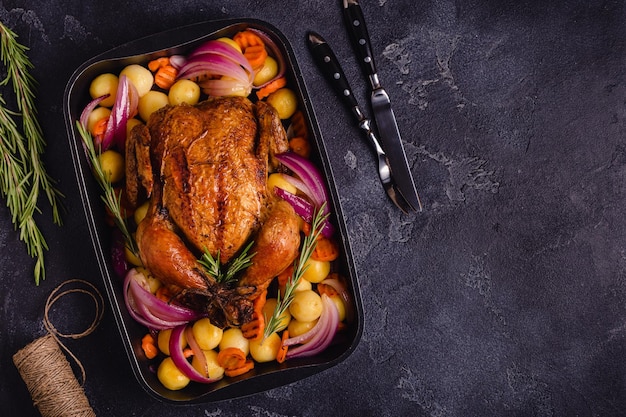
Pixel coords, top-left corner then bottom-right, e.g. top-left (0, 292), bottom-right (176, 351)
top-left (126, 96), bottom-right (300, 326)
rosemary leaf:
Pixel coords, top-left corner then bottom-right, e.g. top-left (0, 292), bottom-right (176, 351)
top-left (0, 22), bottom-right (64, 284)
top-left (76, 122), bottom-right (137, 256)
top-left (198, 240), bottom-right (256, 284)
top-left (263, 204), bottom-right (329, 339)
top-left (0, 23), bottom-right (63, 224)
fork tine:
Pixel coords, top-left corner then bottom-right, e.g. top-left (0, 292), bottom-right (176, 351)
top-left (376, 151), bottom-right (417, 213)
top-left (383, 182), bottom-right (415, 213)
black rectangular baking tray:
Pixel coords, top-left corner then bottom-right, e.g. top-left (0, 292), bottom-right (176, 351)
top-left (63, 18), bottom-right (363, 403)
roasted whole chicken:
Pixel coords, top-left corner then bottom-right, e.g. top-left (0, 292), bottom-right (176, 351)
top-left (125, 96), bottom-right (301, 327)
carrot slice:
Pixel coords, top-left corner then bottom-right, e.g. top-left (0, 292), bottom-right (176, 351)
top-left (276, 330), bottom-right (289, 364)
top-left (256, 76), bottom-right (287, 100)
top-left (183, 347), bottom-right (194, 359)
top-left (224, 359), bottom-right (254, 377)
top-left (233, 30), bottom-right (264, 50)
top-left (289, 136), bottom-right (310, 158)
top-left (317, 283), bottom-right (338, 298)
top-left (217, 347), bottom-right (247, 370)
top-left (311, 236), bottom-right (340, 262)
top-left (141, 333), bottom-right (158, 359)
top-left (244, 44), bottom-right (268, 70)
top-left (154, 65), bottom-right (178, 90)
top-left (290, 110), bottom-right (308, 139)
top-left (241, 290), bottom-right (267, 341)
top-left (148, 57), bottom-right (170, 72)
top-left (91, 116), bottom-right (109, 139)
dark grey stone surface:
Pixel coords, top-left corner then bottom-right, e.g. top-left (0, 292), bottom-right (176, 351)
top-left (1, 0), bottom-right (625, 416)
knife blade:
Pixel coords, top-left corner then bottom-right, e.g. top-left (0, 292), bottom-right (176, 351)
top-left (342, 0), bottom-right (422, 211)
top-left (307, 31), bottom-right (415, 212)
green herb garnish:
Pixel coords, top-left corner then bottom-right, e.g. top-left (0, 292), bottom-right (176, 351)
top-left (263, 204), bottom-right (329, 340)
top-left (198, 240), bottom-right (256, 284)
top-left (0, 23), bottom-right (64, 284)
top-left (76, 122), bottom-right (137, 256)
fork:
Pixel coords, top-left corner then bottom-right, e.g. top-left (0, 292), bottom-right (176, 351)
top-left (307, 31), bottom-right (416, 213)
top-left (352, 105), bottom-right (416, 213)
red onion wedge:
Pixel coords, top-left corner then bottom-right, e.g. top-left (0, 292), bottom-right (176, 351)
top-left (79, 94), bottom-right (108, 129)
top-left (281, 174), bottom-right (314, 199)
top-left (123, 268), bottom-right (201, 330)
top-left (178, 54), bottom-right (251, 85)
top-left (170, 324), bottom-right (222, 383)
top-left (274, 152), bottom-right (335, 237)
top-left (275, 152), bottom-right (329, 210)
top-left (285, 294), bottom-right (339, 359)
top-left (188, 40), bottom-right (253, 74)
top-left (198, 77), bottom-right (252, 98)
top-left (169, 54), bottom-right (186, 69)
top-left (185, 326), bottom-right (208, 379)
top-left (123, 280), bottom-right (173, 330)
top-left (321, 277), bottom-right (355, 324)
top-left (177, 40), bottom-right (255, 97)
top-left (274, 187), bottom-right (334, 238)
top-left (101, 75), bottom-right (138, 151)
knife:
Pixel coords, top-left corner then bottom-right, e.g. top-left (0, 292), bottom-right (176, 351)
top-left (341, 0), bottom-right (422, 211)
top-left (307, 31), bottom-right (415, 213)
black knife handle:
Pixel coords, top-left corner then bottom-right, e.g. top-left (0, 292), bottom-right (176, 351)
top-left (307, 31), bottom-right (360, 118)
top-left (342, 0), bottom-right (378, 85)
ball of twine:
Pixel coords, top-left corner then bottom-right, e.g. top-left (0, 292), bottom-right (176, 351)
top-left (12, 279), bottom-right (104, 417)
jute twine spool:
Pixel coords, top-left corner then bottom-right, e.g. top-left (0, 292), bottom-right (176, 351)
top-left (13, 279), bottom-right (104, 417)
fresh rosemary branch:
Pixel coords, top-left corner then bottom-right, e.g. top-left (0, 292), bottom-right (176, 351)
top-left (263, 204), bottom-right (329, 340)
top-left (0, 22), bottom-right (64, 284)
top-left (198, 240), bottom-right (256, 284)
top-left (76, 122), bottom-right (137, 255)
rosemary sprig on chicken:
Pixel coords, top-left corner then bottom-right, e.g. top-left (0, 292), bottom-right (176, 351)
top-left (263, 204), bottom-right (329, 339)
top-left (198, 241), bottom-right (256, 285)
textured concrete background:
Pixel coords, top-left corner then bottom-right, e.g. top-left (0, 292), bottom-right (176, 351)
top-left (1, 0), bottom-right (625, 416)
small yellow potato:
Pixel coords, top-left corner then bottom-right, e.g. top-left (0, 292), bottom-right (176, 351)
top-left (191, 349), bottom-right (225, 380)
top-left (138, 90), bottom-right (169, 122)
top-left (288, 289), bottom-right (323, 323)
top-left (86, 106), bottom-right (110, 134)
top-left (262, 298), bottom-right (291, 332)
top-left (89, 73), bottom-right (119, 107)
top-left (168, 79), bottom-right (201, 106)
top-left (216, 37), bottom-right (242, 53)
top-left (157, 357), bottom-right (190, 390)
top-left (125, 118), bottom-right (143, 139)
top-left (301, 258), bottom-right (331, 284)
top-left (279, 276), bottom-right (312, 297)
top-left (249, 332), bottom-right (281, 363)
top-left (266, 87), bottom-right (297, 119)
top-left (287, 319), bottom-right (317, 337)
top-left (125, 245), bottom-right (142, 266)
top-left (133, 201), bottom-right (150, 225)
top-left (192, 318), bottom-right (224, 351)
top-left (97, 149), bottom-right (124, 183)
top-left (267, 173), bottom-right (297, 196)
top-left (134, 267), bottom-right (161, 294)
top-left (253, 56), bottom-right (278, 86)
top-left (218, 328), bottom-right (249, 356)
top-left (294, 278), bottom-right (312, 292)
top-left (329, 294), bottom-right (346, 322)
top-left (157, 328), bottom-right (187, 356)
top-left (120, 64), bottom-right (154, 97)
